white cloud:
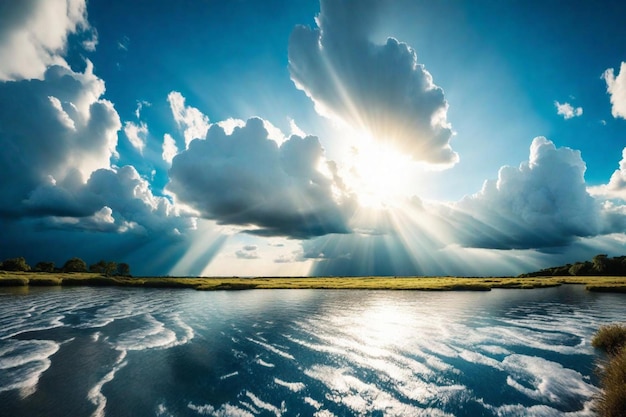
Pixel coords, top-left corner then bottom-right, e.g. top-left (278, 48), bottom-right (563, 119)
top-left (554, 101), bottom-right (583, 119)
top-left (216, 118), bottom-right (245, 135)
top-left (452, 137), bottom-right (600, 249)
top-left (124, 121), bottom-right (148, 154)
top-left (162, 133), bottom-right (179, 164)
top-left (603, 62), bottom-right (626, 119)
top-left (0, 62), bottom-right (120, 216)
top-left (0, 0), bottom-right (90, 81)
top-left (589, 147), bottom-right (626, 201)
top-left (288, 0), bottom-right (458, 166)
top-left (167, 117), bottom-right (356, 239)
top-left (235, 245), bottom-right (259, 260)
top-left (167, 91), bottom-right (210, 148)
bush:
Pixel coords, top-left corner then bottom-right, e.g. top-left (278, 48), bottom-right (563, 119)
top-left (596, 349), bottom-right (626, 417)
top-left (593, 324), bottom-right (626, 355)
top-left (34, 261), bottom-right (55, 273)
top-left (1, 257), bottom-right (30, 272)
top-left (117, 262), bottom-right (131, 276)
top-left (63, 257), bottom-right (87, 273)
top-left (593, 324), bottom-right (626, 417)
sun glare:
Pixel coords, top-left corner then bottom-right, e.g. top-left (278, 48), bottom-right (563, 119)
top-left (345, 138), bottom-right (414, 208)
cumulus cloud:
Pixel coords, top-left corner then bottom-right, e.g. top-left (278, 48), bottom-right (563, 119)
top-left (167, 91), bottom-right (210, 148)
top-left (288, 0), bottom-right (457, 165)
top-left (162, 133), bottom-right (179, 164)
top-left (167, 117), bottom-right (356, 239)
top-left (603, 62), bottom-right (626, 119)
top-left (0, 0), bottom-right (91, 81)
top-left (452, 137), bottom-right (600, 249)
top-left (124, 121), bottom-right (148, 154)
top-left (554, 101), bottom-right (582, 119)
top-left (24, 165), bottom-right (194, 235)
top-left (0, 62), bottom-right (120, 216)
top-left (589, 148), bottom-right (626, 201)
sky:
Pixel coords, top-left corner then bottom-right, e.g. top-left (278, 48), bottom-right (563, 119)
top-left (2, 0), bottom-right (626, 277)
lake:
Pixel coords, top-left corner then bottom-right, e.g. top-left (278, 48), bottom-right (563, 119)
top-left (0, 285), bottom-right (624, 417)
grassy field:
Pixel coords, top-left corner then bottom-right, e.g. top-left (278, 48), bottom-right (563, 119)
top-left (1, 271), bottom-right (626, 292)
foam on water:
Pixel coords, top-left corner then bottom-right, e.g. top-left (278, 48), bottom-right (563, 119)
top-left (0, 339), bottom-right (60, 397)
top-left (1, 286), bottom-right (625, 417)
top-left (274, 377), bottom-right (306, 392)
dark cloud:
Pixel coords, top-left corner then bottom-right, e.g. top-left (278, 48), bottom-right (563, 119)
top-left (288, 0), bottom-right (457, 165)
top-left (450, 137), bottom-right (601, 249)
top-left (167, 118), bottom-right (356, 239)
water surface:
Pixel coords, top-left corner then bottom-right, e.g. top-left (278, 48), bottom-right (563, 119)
top-left (1, 285), bottom-right (624, 416)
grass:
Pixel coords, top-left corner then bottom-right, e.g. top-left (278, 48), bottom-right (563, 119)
top-left (1, 272), bottom-right (626, 292)
top-left (592, 324), bottom-right (626, 417)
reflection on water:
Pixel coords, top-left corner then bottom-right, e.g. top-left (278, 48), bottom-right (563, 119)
top-left (0, 285), bottom-right (624, 416)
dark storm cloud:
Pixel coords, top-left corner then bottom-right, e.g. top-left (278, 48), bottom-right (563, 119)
top-left (167, 118), bottom-right (356, 239)
top-left (288, 0), bottom-right (458, 165)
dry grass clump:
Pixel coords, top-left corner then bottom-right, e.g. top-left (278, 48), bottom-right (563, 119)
top-left (592, 324), bottom-right (626, 417)
top-left (593, 324), bottom-right (626, 355)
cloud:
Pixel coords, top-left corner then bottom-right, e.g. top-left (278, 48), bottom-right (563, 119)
top-left (554, 101), bottom-right (582, 119)
top-left (0, 0), bottom-right (91, 81)
top-left (589, 148), bottom-right (626, 201)
top-left (288, 0), bottom-right (458, 166)
top-left (0, 62), bottom-right (120, 216)
top-left (124, 121), bottom-right (148, 154)
top-left (451, 137), bottom-right (600, 249)
top-left (603, 62), bottom-right (626, 119)
top-left (235, 245), bottom-right (259, 260)
top-left (23, 165), bottom-right (194, 235)
top-left (167, 117), bottom-right (356, 239)
top-left (162, 133), bottom-right (179, 164)
top-left (167, 91), bottom-right (210, 149)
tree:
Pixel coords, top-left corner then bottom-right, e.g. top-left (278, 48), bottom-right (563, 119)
top-left (104, 261), bottom-right (117, 277)
top-left (89, 260), bottom-right (107, 274)
top-left (1, 257), bottom-right (30, 271)
top-left (63, 257), bottom-right (87, 273)
top-left (117, 262), bottom-right (131, 276)
top-left (34, 261), bottom-right (55, 273)
top-left (593, 254), bottom-right (609, 274)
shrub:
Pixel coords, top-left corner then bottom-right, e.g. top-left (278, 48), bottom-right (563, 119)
top-left (596, 349), bottom-right (626, 417)
top-left (117, 262), bottom-right (131, 276)
top-left (34, 261), bottom-right (55, 273)
top-left (593, 324), bottom-right (626, 417)
top-left (1, 257), bottom-right (30, 272)
top-left (593, 324), bottom-right (626, 355)
top-left (63, 257), bottom-right (87, 273)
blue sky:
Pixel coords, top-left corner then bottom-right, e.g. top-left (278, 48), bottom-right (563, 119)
top-left (2, 0), bottom-right (626, 276)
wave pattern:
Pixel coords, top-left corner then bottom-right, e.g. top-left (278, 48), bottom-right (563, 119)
top-left (0, 285), bottom-right (625, 416)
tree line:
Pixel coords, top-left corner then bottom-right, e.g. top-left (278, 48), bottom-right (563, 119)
top-left (0, 257), bottom-right (131, 276)
top-left (520, 254), bottom-right (626, 277)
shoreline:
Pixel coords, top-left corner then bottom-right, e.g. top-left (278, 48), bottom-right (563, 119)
top-left (2, 272), bottom-right (626, 292)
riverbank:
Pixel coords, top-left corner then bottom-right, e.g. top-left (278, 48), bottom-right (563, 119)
top-left (2, 272), bottom-right (626, 292)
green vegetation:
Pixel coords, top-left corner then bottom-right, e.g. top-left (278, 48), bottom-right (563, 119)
top-left (521, 254), bottom-right (626, 277)
top-left (1, 256), bottom-right (130, 276)
top-left (1, 272), bottom-right (626, 292)
top-left (592, 324), bottom-right (626, 417)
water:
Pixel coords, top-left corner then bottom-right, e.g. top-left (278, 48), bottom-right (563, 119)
top-left (0, 285), bottom-right (624, 417)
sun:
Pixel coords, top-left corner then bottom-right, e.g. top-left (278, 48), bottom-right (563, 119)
top-left (344, 137), bottom-right (414, 208)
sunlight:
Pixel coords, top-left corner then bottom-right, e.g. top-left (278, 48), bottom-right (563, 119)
top-left (344, 135), bottom-right (414, 208)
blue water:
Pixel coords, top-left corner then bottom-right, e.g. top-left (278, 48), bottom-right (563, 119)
top-left (0, 285), bottom-right (624, 417)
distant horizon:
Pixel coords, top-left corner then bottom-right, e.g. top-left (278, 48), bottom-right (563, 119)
top-left (2, 0), bottom-right (626, 277)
